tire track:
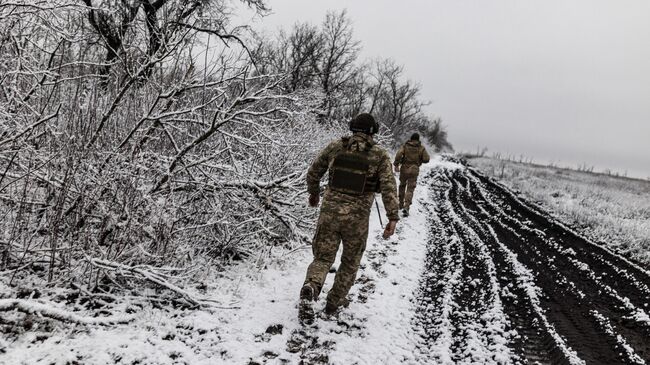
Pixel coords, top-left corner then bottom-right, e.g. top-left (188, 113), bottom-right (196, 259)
top-left (463, 169), bottom-right (650, 362)
top-left (414, 170), bottom-right (515, 364)
top-left (415, 159), bottom-right (650, 364)
top-left (412, 171), bottom-right (466, 363)
top-left (470, 169), bottom-right (650, 309)
top-left (443, 173), bottom-right (516, 364)
top-left (446, 170), bottom-right (576, 365)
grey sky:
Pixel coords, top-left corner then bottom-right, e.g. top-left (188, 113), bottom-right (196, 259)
top-left (239, 0), bottom-right (650, 178)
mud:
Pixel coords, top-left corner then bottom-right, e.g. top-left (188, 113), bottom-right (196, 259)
top-left (412, 160), bottom-right (650, 364)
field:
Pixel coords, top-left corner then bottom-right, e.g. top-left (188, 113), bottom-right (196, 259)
top-left (469, 157), bottom-right (650, 268)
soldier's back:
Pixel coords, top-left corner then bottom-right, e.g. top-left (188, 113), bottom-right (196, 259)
top-left (321, 134), bottom-right (391, 217)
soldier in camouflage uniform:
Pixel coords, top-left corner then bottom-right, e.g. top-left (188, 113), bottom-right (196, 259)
top-left (300, 113), bottom-right (399, 316)
top-left (393, 133), bottom-right (431, 216)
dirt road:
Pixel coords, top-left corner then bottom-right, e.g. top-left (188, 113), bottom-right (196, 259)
top-left (414, 161), bottom-right (650, 364)
top-left (281, 159), bottom-right (650, 365)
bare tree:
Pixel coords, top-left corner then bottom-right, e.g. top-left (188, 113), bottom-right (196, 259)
top-left (249, 14), bottom-right (453, 150)
top-left (0, 0), bottom-right (334, 311)
top-left (316, 10), bottom-right (362, 121)
top-left (251, 10), bottom-right (364, 123)
top-left (419, 117), bottom-right (454, 152)
top-left (78, 0), bottom-right (267, 80)
top-left (252, 22), bottom-right (323, 92)
top-left (366, 59), bottom-right (428, 144)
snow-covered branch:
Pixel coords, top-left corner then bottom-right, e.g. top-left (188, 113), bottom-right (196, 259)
top-left (0, 0), bottom-right (326, 306)
top-left (88, 258), bottom-right (205, 307)
top-left (0, 299), bottom-right (135, 325)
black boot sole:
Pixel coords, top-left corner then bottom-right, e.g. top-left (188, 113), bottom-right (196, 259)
top-left (300, 285), bottom-right (314, 301)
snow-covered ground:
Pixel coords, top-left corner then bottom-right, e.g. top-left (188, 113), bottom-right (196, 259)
top-left (470, 157), bottom-right (650, 268)
top-left (1, 161), bottom-right (438, 365)
top-left (4, 155), bottom-right (650, 364)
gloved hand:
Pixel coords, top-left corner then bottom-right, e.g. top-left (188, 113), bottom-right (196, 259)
top-left (382, 220), bottom-right (398, 239)
top-left (308, 193), bottom-right (320, 207)
top-left (393, 165), bottom-right (399, 173)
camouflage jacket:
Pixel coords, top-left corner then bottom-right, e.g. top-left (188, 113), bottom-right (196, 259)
top-left (307, 133), bottom-right (400, 221)
top-left (394, 140), bottom-right (431, 175)
top-left (394, 140), bottom-right (431, 167)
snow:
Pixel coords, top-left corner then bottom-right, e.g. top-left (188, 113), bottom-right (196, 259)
top-left (591, 310), bottom-right (646, 365)
top-left (470, 157), bottom-right (650, 268)
top-left (0, 299), bottom-right (134, 325)
top-left (327, 188), bottom-right (430, 364)
top-left (466, 177), bottom-right (585, 365)
top-left (7, 155), bottom-right (645, 364)
top-left (430, 154), bottom-right (464, 171)
top-left (2, 161), bottom-right (435, 365)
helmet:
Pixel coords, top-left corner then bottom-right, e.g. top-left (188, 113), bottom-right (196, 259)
top-left (410, 133), bottom-right (420, 141)
top-left (349, 113), bottom-right (379, 135)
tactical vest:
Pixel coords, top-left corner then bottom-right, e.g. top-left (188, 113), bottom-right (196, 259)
top-left (328, 137), bottom-right (380, 195)
top-left (402, 143), bottom-right (423, 166)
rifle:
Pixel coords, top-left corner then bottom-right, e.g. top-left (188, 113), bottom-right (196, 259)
top-left (374, 196), bottom-right (384, 228)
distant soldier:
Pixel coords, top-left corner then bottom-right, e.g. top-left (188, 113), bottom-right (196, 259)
top-left (300, 113), bottom-right (399, 317)
top-left (393, 133), bottom-right (431, 216)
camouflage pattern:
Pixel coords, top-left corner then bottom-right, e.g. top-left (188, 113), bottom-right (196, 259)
top-left (398, 171), bottom-right (418, 210)
top-left (304, 132), bottom-right (399, 306)
top-left (393, 140), bottom-right (431, 209)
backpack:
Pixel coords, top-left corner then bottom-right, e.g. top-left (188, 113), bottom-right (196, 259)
top-left (402, 142), bottom-right (423, 166)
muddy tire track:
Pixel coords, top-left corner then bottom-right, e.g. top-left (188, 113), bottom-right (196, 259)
top-left (414, 159), bottom-right (650, 364)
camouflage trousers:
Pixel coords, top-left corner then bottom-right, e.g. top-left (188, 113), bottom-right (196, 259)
top-left (399, 170), bottom-right (419, 209)
top-left (303, 208), bottom-right (369, 307)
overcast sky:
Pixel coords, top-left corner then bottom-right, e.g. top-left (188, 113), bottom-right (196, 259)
top-left (239, 0), bottom-right (650, 178)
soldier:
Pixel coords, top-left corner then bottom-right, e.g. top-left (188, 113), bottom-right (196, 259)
top-left (393, 133), bottom-right (430, 216)
top-left (300, 113), bottom-right (399, 317)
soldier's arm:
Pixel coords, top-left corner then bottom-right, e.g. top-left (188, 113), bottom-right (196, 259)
top-left (421, 146), bottom-right (431, 164)
top-left (393, 146), bottom-right (404, 167)
top-left (306, 141), bottom-right (338, 195)
top-left (378, 151), bottom-right (400, 221)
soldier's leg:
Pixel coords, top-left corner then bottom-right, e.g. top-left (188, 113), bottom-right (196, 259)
top-left (304, 211), bottom-right (341, 298)
top-left (398, 173), bottom-right (407, 209)
top-left (404, 173), bottom-right (419, 209)
top-left (326, 215), bottom-right (369, 307)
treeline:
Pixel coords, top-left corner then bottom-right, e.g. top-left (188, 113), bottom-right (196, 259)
top-left (0, 1), bottom-right (449, 305)
top-left (252, 10), bottom-right (453, 151)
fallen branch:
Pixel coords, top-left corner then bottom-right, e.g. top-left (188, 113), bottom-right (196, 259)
top-left (88, 258), bottom-right (204, 308)
top-left (0, 298), bottom-right (134, 325)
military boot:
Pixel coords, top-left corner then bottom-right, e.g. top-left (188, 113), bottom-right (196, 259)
top-left (299, 282), bottom-right (318, 325)
top-left (402, 207), bottom-right (409, 217)
top-left (324, 298), bottom-right (350, 316)
top-left (300, 283), bottom-right (317, 302)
